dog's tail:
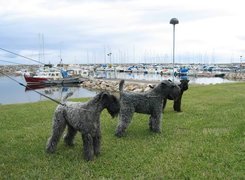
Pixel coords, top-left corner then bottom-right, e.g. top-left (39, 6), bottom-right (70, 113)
top-left (61, 92), bottom-right (73, 103)
top-left (119, 80), bottom-right (125, 92)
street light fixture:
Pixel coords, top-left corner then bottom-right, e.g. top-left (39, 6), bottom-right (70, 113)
top-left (170, 18), bottom-right (179, 81)
top-left (240, 55), bottom-right (242, 72)
top-left (107, 52), bottom-right (112, 64)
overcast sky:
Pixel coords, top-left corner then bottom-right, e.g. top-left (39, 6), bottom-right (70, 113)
top-left (0, 0), bottom-right (244, 65)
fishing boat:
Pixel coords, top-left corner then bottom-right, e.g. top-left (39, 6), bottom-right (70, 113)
top-left (24, 74), bottom-right (49, 85)
top-left (24, 66), bottom-right (83, 85)
top-left (24, 73), bottom-right (83, 85)
top-left (44, 76), bottom-right (83, 85)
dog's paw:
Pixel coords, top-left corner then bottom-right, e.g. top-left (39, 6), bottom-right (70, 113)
top-left (115, 131), bottom-right (125, 138)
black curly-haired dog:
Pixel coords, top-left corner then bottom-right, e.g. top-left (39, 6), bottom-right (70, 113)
top-left (115, 80), bottom-right (180, 137)
top-left (163, 79), bottom-right (189, 112)
top-left (46, 91), bottom-right (120, 161)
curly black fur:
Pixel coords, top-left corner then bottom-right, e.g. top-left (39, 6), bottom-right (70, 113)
top-left (46, 91), bottom-right (120, 161)
top-left (163, 79), bottom-right (189, 112)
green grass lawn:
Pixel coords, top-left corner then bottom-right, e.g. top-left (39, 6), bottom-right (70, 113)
top-left (0, 83), bottom-right (244, 179)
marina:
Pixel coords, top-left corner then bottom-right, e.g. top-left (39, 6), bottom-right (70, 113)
top-left (0, 69), bottom-right (238, 105)
top-left (0, 61), bottom-right (244, 105)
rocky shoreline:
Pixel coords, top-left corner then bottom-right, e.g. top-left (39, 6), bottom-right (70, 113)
top-left (81, 72), bottom-right (245, 93)
top-left (81, 78), bottom-right (154, 93)
top-left (224, 72), bottom-right (245, 80)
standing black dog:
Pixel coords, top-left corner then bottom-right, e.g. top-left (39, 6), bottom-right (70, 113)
top-left (115, 80), bottom-right (180, 137)
top-left (163, 79), bottom-right (189, 112)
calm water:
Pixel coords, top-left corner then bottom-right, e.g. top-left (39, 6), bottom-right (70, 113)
top-left (0, 72), bottom-right (235, 105)
top-left (99, 71), bottom-right (235, 84)
top-left (0, 76), bottom-right (96, 105)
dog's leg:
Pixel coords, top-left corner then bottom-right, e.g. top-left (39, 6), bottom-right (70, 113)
top-left (173, 95), bottom-right (182, 112)
top-left (162, 98), bottom-right (167, 111)
top-left (82, 133), bottom-right (94, 161)
top-left (93, 127), bottom-right (101, 156)
top-left (64, 124), bottom-right (77, 146)
top-left (149, 116), bottom-right (154, 131)
top-left (46, 112), bottom-right (66, 153)
top-left (115, 108), bottom-right (134, 137)
top-left (150, 112), bottom-right (162, 133)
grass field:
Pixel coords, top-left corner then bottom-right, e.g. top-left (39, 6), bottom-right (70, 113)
top-left (0, 82), bottom-right (244, 179)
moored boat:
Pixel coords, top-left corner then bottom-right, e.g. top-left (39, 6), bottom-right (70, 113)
top-left (44, 77), bottom-right (83, 85)
top-left (24, 74), bottom-right (49, 85)
top-left (24, 65), bottom-right (84, 85)
top-left (24, 73), bottom-right (83, 85)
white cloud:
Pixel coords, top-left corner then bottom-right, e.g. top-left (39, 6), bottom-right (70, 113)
top-left (0, 0), bottom-right (244, 64)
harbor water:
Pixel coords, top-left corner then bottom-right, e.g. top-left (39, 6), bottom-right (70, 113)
top-left (0, 75), bottom-right (96, 105)
top-left (0, 72), bottom-right (236, 105)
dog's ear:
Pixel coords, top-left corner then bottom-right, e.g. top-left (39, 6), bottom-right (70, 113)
top-left (162, 80), bottom-right (175, 86)
top-left (161, 81), bottom-right (168, 86)
top-left (101, 92), bottom-right (109, 100)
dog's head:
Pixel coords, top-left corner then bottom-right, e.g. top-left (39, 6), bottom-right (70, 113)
top-left (100, 92), bottom-right (120, 118)
top-left (179, 79), bottom-right (189, 92)
top-left (152, 80), bottom-right (181, 100)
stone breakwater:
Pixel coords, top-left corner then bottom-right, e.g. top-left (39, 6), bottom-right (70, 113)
top-left (81, 79), bottom-right (153, 93)
top-left (81, 73), bottom-right (245, 93)
top-left (224, 73), bottom-right (245, 80)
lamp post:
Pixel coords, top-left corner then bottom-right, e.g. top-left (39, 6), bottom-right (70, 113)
top-left (170, 18), bottom-right (179, 81)
top-left (240, 56), bottom-right (242, 72)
